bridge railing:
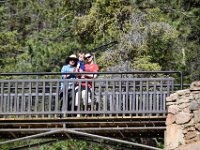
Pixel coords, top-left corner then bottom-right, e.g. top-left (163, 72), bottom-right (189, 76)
top-left (0, 73), bottom-right (175, 118)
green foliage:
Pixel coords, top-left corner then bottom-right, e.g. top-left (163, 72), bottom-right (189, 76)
top-left (39, 139), bottom-right (114, 150)
top-left (73, 0), bottom-right (131, 47)
top-left (132, 56), bottom-right (161, 71)
top-left (154, 138), bottom-right (164, 149)
top-left (0, 30), bottom-right (22, 72)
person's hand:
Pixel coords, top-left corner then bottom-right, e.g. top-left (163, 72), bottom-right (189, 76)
top-left (77, 63), bottom-right (80, 69)
top-left (73, 68), bottom-right (78, 72)
top-left (65, 75), bottom-right (70, 78)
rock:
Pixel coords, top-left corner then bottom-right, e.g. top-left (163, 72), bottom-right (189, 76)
top-left (176, 141), bottom-right (200, 150)
top-left (183, 107), bottom-right (190, 113)
top-left (190, 81), bottom-right (200, 91)
top-left (168, 105), bottom-right (179, 114)
top-left (184, 126), bottom-right (195, 132)
top-left (189, 100), bottom-right (199, 111)
top-left (177, 97), bottom-right (192, 104)
top-left (166, 114), bottom-right (175, 125)
top-left (166, 83), bottom-right (200, 150)
top-left (167, 102), bottom-right (176, 106)
top-left (177, 90), bottom-right (190, 96)
top-left (194, 110), bottom-right (200, 123)
top-left (167, 93), bottom-right (178, 102)
top-left (193, 93), bottom-right (200, 100)
top-left (179, 103), bottom-right (190, 109)
top-left (185, 136), bottom-right (199, 144)
top-left (184, 131), bottom-right (197, 140)
top-left (166, 124), bottom-right (184, 150)
top-left (176, 112), bottom-right (191, 125)
top-left (194, 123), bottom-right (200, 131)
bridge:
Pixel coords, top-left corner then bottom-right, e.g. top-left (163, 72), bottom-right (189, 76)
top-left (0, 71), bottom-right (182, 150)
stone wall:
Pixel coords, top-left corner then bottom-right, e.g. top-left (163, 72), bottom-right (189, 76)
top-left (165, 81), bottom-right (200, 150)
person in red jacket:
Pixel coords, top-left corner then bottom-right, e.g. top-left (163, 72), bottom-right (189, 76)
top-left (75, 53), bottom-right (99, 115)
top-left (82, 53), bottom-right (99, 86)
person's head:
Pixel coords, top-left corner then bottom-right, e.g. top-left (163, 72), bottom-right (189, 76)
top-left (78, 53), bottom-right (85, 61)
top-left (85, 53), bottom-right (93, 63)
top-left (66, 54), bottom-right (78, 66)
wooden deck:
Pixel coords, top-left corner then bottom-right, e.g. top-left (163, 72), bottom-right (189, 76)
top-left (0, 116), bottom-right (166, 139)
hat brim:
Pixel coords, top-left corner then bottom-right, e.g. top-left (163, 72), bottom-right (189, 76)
top-left (66, 57), bottom-right (78, 63)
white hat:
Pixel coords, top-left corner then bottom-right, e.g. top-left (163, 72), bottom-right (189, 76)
top-left (66, 54), bottom-right (78, 64)
top-left (68, 54), bottom-right (78, 60)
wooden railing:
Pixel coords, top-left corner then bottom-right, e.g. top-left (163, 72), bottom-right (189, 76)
top-left (0, 77), bottom-right (174, 118)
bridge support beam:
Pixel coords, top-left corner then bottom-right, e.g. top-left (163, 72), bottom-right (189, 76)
top-left (0, 128), bottom-right (162, 150)
top-left (62, 129), bottom-right (162, 150)
top-left (0, 130), bottom-right (61, 145)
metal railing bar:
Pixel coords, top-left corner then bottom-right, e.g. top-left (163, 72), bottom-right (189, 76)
top-left (0, 71), bottom-right (182, 89)
top-left (0, 110), bottom-right (167, 115)
top-left (0, 120), bottom-right (166, 125)
top-left (0, 71), bottom-right (182, 76)
top-left (0, 127), bottom-right (166, 132)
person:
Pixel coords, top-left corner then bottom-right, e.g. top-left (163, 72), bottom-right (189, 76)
top-left (84, 53), bottom-right (99, 79)
top-left (59, 54), bottom-right (78, 117)
top-left (76, 52), bottom-right (85, 72)
top-left (75, 53), bottom-right (99, 114)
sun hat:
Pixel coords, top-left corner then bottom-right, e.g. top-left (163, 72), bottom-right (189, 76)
top-left (68, 54), bottom-right (78, 60)
top-left (66, 54), bottom-right (78, 64)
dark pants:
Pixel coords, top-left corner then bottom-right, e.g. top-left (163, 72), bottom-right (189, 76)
top-left (59, 89), bottom-right (73, 111)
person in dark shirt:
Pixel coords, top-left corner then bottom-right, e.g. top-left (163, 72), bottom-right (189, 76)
top-left (76, 52), bottom-right (85, 72)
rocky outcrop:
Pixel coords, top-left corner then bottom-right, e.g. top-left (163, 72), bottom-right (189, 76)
top-left (165, 81), bottom-right (200, 150)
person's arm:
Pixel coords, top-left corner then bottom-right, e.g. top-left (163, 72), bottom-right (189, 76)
top-left (61, 66), bottom-right (70, 79)
top-left (61, 66), bottom-right (66, 79)
top-left (85, 73), bottom-right (98, 79)
top-left (76, 61), bottom-right (80, 71)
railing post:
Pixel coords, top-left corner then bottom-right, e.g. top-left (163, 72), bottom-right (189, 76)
top-left (179, 71), bottom-right (183, 90)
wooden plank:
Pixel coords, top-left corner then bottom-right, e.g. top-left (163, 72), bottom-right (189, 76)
top-left (0, 115), bottom-right (166, 121)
